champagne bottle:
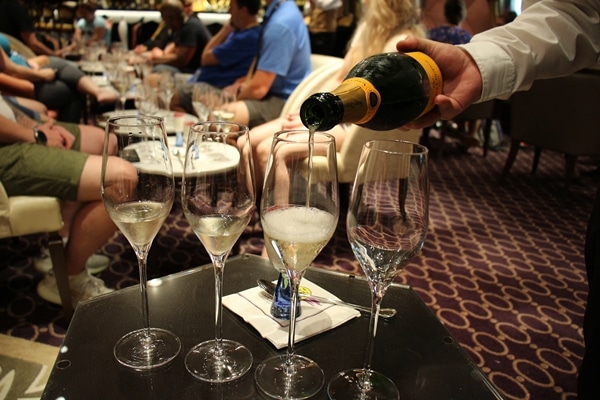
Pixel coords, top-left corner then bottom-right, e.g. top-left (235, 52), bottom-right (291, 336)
top-left (299, 52), bottom-right (443, 131)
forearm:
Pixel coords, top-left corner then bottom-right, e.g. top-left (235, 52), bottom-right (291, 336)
top-left (10, 66), bottom-right (46, 82)
top-left (201, 23), bottom-right (234, 66)
top-left (236, 80), bottom-right (269, 100)
top-left (461, 0), bottom-right (600, 102)
top-left (0, 114), bottom-right (36, 144)
top-left (28, 38), bottom-right (57, 57)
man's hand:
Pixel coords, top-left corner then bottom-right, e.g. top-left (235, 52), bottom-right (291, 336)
top-left (396, 37), bottom-right (483, 129)
top-left (38, 120), bottom-right (75, 149)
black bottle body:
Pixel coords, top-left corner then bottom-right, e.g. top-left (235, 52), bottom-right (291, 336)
top-left (300, 52), bottom-right (443, 131)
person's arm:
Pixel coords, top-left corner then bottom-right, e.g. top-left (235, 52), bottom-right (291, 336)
top-left (464, 0), bottom-right (600, 102)
top-left (150, 43), bottom-right (194, 68)
top-left (396, 0), bottom-right (600, 129)
top-left (19, 31), bottom-right (59, 57)
top-left (87, 25), bottom-right (108, 46)
top-left (0, 101), bottom-right (72, 148)
top-left (0, 73), bottom-right (35, 97)
top-left (236, 69), bottom-right (277, 100)
top-left (0, 114), bottom-right (39, 144)
top-left (0, 47), bottom-right (55, 83)
top-left (201, 20), bottom-right (235, 67)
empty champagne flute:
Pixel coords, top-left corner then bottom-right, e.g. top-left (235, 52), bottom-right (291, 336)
top-left (255, 130), bottom-right (339, 399)
top-left (109, 67), bottom-right (131, 113)
top-left (191, 82), bottom-right (216, 122)
top-left (133, 83), bottom-right (159, 116)
top-left (181, 121), bottom-right (256, 382)
top-left (159, 71), bottom-right (176, 112)
top-left (101, 115), bottom-right (181, 370)
top-left (327, 140), bottom-right (429, 399)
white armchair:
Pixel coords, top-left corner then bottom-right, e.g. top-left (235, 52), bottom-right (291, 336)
top-left (0, 180), bottom-right (73, 318)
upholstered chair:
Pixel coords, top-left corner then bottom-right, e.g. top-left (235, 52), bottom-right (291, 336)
top-left (0, 180), bottom-right (73, 318)
top-left (500, 70), bottom-right (600, 191)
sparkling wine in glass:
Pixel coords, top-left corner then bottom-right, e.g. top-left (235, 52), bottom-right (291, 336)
top-left (327, 140), bottom-right (429, 399)
top-left (255, 130), bottom-right (339, 399)
top-left (181, 121), bottom-right (256, 382)
top-left (101, 115), bottom-right (181, 370)
top-left (211, 90), bottom-right (236, 123)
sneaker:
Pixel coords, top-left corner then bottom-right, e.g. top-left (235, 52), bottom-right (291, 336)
top-left (37, 270), bottom-right (114, 307)
top-left (34, 247), bottom-right (110, 275)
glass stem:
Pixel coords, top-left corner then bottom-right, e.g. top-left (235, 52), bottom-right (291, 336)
top-left (361, 294), bottom-right (383, 388)
top-left (212, 255), bottom-right (226, 356)
top-left (285, 271), bottom-right (303, 368)
top-left (136, 253), bottom-right (151, 337)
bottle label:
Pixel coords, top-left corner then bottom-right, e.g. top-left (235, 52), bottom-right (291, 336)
top-left (332, 77), bottom-right (381, 124)
top-left (406, 52), bottom-right (443, 118)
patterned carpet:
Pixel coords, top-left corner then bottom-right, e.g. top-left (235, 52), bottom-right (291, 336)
top-left (0, 140), bottom-right (597, 400)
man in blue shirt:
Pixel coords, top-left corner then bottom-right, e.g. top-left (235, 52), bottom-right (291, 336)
top-left (222, 0), bottom-right (311, 128)
top-left (171, 0), bottom-right (261, 113)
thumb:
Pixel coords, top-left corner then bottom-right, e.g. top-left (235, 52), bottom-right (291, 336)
top-left (396, 36), bottom-right (427, 53)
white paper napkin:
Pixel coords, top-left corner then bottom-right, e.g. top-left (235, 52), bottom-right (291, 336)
top-left (223, 279), bottom-right (360, 349)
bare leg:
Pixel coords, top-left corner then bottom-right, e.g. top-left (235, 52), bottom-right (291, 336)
top-left (76, 75), bottom-right (118, 104)
top-left (63, 200), bottom-right (115, 276)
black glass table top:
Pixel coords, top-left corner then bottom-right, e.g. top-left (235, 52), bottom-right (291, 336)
top-left (42, 254), bottom-right (504, 400)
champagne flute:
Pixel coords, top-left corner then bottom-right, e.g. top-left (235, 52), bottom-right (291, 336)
top-left (327, 140), bottom-right (429, 399)
top-left (159, 71), bottom-right (176, 112)
top-left (191, 83), bottom-right (216, 122)
top-left (181, 121), bottom-right (256, 382)
top-left (255, 130), bottom-right (339, 399)
top-left (109, 67), bottom-right (131, 113)
top-left (101, 115), bottom-right (181, 370)
top-left (134, 83), bottom-right (159, 116)
top-left (212, 90), bottom-right (236, 123)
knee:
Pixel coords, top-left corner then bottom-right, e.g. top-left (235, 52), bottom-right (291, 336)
top-left (103, 157), bottom-right (139, 198)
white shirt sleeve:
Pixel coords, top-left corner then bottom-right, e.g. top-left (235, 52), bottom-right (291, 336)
top-left (459, 0), bottom-right (600, 102)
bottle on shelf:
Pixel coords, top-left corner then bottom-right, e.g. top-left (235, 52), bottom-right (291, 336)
top-left (299, 52), bottom-right (443, 132)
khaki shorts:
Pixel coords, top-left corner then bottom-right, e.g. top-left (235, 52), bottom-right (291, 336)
top-left (0, 122), bottom-right (87, 201)
top-left (245, 95), bottom-right (286, 128)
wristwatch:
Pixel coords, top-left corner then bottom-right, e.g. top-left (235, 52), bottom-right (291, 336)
top-left (34, 129), bottom-right (47, 145)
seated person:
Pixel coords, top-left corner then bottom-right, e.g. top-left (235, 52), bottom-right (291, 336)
top-left (215, 0), bottom-right (311, 129)
top-left (170, 0), bottom-right (261, 113)
top-left (0, 93), bottom-right (121, 306)
top-left (134, 0), bottom-right (212, 74)
top-left (428, 0), bottom-right (472, 44)
top-left (72, 0), bottom-right (112, 49)
top-left (0, 37), bottom-right (117, 123)
top-left (428, 0), bottom-right (479, 147)
top-left (0, 0), bottom-right (65, 57)
top-left (242, 0), bottom-right (426, 193)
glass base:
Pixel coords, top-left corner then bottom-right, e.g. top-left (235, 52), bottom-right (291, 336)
top-left (185, 339), bottom-right (253, 383)
top-left (255, 354), bottom-right (324, 399)
top-left (113, 327), bottom-right (181, 371)
top-left (327, 368), bottom-right (399, 399)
